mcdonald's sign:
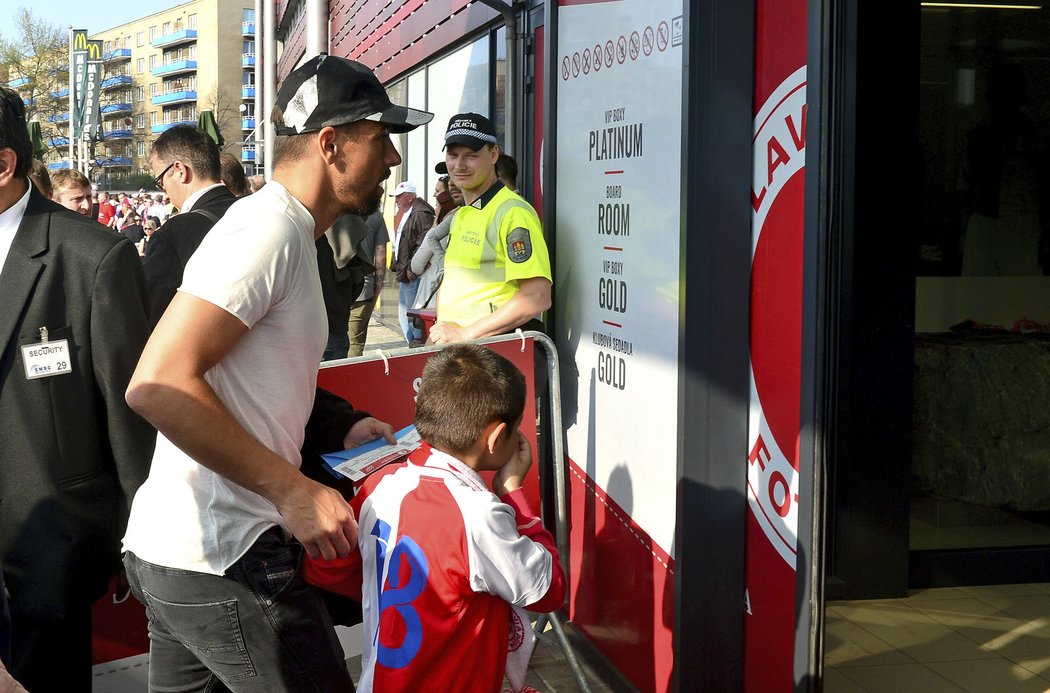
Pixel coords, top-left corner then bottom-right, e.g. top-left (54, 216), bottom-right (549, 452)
top-left (70, 30), bottom-right (102, 140)
top-left (71, 30), bottom-right (88, 139)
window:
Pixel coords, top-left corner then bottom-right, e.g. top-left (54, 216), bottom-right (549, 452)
top-left (189, 44), bottom-right (196, 60)
top-left (137, 58), bottom-right (144, 74)
top-left (149, 83), bottom-right (157, 98)
top-left (136, 86), bottom-right (144, 102)
top-left (162, 22), bottom-right (171, 34)
top-left (149, 55), bottom-right (157, 70)
top-left (137, 140), bottom-right (145, 157)
top-left (135, 113), bottom-right (145, 128)
top-left (243, 8), bottom-right (255, 22)
top-left (243, 103), bottom-right (255, 118)
top-left (137, 31), bottom-right (144, 47)
top-left (243, 40), bottom-right (255, 56)
top-left (149, 111), bottom-right (158, 126)
top-left (124, 35), bottom-right (132, 48)
top-left (243, 72), bottom-right (255, 87)
top-left (149, 26), bottom-right (157, 41)
top-left (188, 14), bottom-right (196, 29)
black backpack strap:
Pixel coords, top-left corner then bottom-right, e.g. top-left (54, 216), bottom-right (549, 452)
top-left (191, 208), bottom-right (220, 224)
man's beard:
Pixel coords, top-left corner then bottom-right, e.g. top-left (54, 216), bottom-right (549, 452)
top-left (353, 188), bottom-right (382, 216)
top-left (339, 177), bottom-right (384, 216)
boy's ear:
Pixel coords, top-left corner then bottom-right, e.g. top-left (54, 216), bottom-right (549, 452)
top-left (484, 420), bottom-right (508, 455)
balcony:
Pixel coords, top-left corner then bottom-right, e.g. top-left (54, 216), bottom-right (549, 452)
top-left (152, 90), bottom-right (197, 106)
top-left (51, 88), bottom-right (70, 99)
top-left (101, 103), bottom-right (132, 116)
top-left (242, 117), bottom-right (255, 130)
top-left (242, 86), bottom-right (256, 99)
top-left (101, 75), bottom-right (132, 90)
top-left (102, 128), bottom-right (132, 139)
top-left (7, 76), bottom-right (30, 88)
top-left (48, 113), bottom-right (70, 123)
top-left (242, 54), bottom-right (255, 68)
top-left (104, 48), bottom-right (132, 61)
top-left (46, 160), bottom-right (73, 171)
top-left (152, 29), bottom-right (197, 49)
top-left (49, 137), bottom-right (70, 147)
top-left (96, 156), bottom-right (132, 168)
top-left (152, 60), bottom-right (197, 77)
top-left (241, 147), bottom-right (255, 162)
top-left (151, 119), bottom-right (197, 134)
top-left (242, 21), bottom-right (255, 36)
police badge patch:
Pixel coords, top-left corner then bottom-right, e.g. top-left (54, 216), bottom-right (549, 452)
top-left (507, 227), bottom-right (533, 263)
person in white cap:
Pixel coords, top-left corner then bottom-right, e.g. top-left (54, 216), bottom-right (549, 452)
top-left (389, 180), bottom-right (435, 344)
top-left (121, 54), bottom-right (432, 692)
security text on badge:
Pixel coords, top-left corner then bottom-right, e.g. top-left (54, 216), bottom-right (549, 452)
top-left (22, 339), bottom-right (73, 380)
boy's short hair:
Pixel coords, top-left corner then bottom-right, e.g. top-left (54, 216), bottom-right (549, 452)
top-left (415, 344), bottom-right (527, 454)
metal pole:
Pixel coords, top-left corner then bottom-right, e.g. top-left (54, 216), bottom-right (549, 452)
top-left (476, 0), bottom-right (517, 156)
top-left (68, 28), bottom-right (74, 169)
top-left (262, 0), bottom-right (277, 181)
top-left (306, 0), bottom-right (328, 58)
top-left (253, 0), bottom-right (262, 176)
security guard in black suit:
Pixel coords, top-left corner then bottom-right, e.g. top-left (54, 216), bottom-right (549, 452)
top-left (0, 86), bottom-right (155, 691)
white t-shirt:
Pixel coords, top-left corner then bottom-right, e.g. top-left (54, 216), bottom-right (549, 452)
top-left (122, 181), bottom-right (327, 575)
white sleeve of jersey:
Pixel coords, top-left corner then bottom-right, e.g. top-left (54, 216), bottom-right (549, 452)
top-left (466, 494), bottom-right (554, 607)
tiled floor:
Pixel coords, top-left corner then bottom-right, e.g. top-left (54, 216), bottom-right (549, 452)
top-left (826, 583), bottom-right (1050, 692)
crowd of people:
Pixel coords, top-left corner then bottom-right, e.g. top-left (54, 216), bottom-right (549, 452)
top-left (0, 51), bottom-right (556, 693)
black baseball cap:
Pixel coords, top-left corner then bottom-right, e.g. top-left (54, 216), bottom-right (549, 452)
top-left (273, 53), bottom-right (433, 136)
top-left (443, 112), bottom-right (497, 151)
top-left (435, 161), bottom-right (448, 175)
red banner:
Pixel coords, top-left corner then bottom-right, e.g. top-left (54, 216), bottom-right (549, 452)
top-left (745, 1), bottom-right (808, 691)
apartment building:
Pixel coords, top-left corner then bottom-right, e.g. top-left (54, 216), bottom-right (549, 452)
top-left (36, 0), bottom-right (257, 182)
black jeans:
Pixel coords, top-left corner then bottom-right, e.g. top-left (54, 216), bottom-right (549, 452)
top-left (125, 528), bottom-right (354, 692)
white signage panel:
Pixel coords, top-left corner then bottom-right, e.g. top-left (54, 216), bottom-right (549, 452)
top-left (555, 0), bottom-right (684, 554)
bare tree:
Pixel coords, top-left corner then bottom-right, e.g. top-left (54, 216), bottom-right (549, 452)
top-left (201, 84), bottom-right (241, 151)
top-left (0, 8), bottom-right (67, 158)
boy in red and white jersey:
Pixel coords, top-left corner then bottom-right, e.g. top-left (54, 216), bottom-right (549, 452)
top-left (303, 344), bottom-right (565, 692)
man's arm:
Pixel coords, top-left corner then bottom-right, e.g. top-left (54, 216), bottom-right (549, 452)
top-left (92, 239), bottom-right (157, 510)
top-left (403, 210), bottom-right (435, 280)
top-left (373, 242), bottom-right (387, 292)
top-left (430, 276), bottom-right (551, 344)
top-left (126, 291), bottom-right (357, 560)
top-left (140, 229), bottom-right (183, 327)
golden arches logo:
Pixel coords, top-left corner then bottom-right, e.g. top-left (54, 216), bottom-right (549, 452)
top-left (73, 32), bottom-right (88, 51)
top-left (87, 41), bottom-right (102, 60)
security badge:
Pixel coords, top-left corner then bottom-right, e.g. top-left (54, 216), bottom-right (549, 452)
top-left (507, 227), bottom-right (533, 263)
top-left (21, 326), bottom-right (72, 380)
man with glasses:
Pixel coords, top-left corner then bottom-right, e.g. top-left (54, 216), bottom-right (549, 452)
top-left (0, 86), bottom-right (155, 691)
top-left (121, 55), bottom-right (431, 692)
top-left (142, 124), bottom-right (238, 327)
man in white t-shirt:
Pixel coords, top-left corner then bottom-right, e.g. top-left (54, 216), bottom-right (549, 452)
top-left (121, 54), bottom-right (432, 692)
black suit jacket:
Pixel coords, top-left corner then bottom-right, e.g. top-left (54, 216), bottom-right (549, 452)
top-left (0, 184), bottom-right (156, 618)
top-left (142, 185), bottom-right (238, 327)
